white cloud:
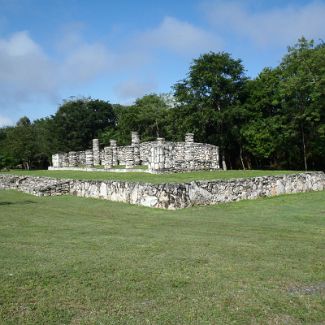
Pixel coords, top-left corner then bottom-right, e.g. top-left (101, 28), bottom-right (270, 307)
top-left (0, 30), bottom-right (114, 111)
top-left (0, 17), bottom-right (223, 118)
top-left (204, 1), bottom-right (325, 47)
top-left (114, 79), bottom-right (158, 101)
top-left (62, 42), bottom-right (114, 83)
top-left (0, 115), bottom-right (14, 127)
top-left (137, 16), bottom-right (222, 55)
top-left (0, 31), bottom-right (58, 99)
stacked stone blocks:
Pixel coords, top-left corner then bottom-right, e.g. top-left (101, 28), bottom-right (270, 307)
top-left (51, 131), bottom-right (220, 173)
top-left (2, 172), bottom-right (325, 209)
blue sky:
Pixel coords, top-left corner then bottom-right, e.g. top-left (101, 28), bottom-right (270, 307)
top-left (0, 0), bottom-right (324, 126)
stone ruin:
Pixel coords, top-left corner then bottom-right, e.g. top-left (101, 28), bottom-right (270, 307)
top-left (51, 132), bottom-right (220, 173)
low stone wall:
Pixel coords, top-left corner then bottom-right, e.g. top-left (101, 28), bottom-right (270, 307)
top-left (0, 175), bottom-right (71, 196)
top-left (48, 167), bottom-right (149, 173)
top-left (0, 172), bottom-right (324, 209)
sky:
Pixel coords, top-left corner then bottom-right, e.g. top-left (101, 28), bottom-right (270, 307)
top-left (0, 0), bottom-right (324, 127)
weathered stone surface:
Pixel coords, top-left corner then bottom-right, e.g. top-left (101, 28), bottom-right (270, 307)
top-left (68, 151), bottom-right (77, 167)
top-left (51, 131), bottom-right (221, 173)
top-left (85, 150), bottom-right (93, 167)
top-left (0, 175), bottom-right (70, 196)
top-left (92, 139), bottom-right (100, 165)
top-left (1, 172), bottom-right (324, 209)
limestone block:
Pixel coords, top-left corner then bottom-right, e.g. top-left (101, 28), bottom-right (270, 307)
top-left (85, 150), bottom-right (94, 166)
top-left (68, 151), bottom-right (77, 167)
top-left (103, 146), bottom-right (113, 169)
top-left (92, 139), bottom-right (100, 165)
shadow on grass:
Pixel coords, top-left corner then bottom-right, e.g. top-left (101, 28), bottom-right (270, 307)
top-left (0, 200), bottom-right (37, 206)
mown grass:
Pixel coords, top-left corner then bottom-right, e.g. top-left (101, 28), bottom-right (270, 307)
top-left (0, 190), bottom-right (324, 324)
top-left (0, 169), bottom-right (301, 184)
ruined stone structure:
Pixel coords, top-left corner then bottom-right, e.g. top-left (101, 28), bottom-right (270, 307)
top-left (1, 172), bottom-right (324, 209)
top-left (51, 132), bottom-right (220, 173)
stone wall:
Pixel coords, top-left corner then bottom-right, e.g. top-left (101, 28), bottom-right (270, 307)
top-left (1, 172), bottom-right (324, 209)
top-left (147, 137), bottom-right (219, 173)
top-left (0, 175), bottom-right (71, 196)
top-left (51, 132), bottom-right (220, 172)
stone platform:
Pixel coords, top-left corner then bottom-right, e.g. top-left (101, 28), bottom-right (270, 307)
top-left (48, 167), bottom-right (150, 173)
top-left (1, 172), bottom-right (324, 209)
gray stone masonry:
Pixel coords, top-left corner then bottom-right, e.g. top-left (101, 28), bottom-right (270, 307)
top-left (92, 139), bottom-right (100, 165)
top-left (103, 146), bottom-right (113, 169)
top-left (185, 133), bottom-right (194, 170)
top-left (51, 131), bottom-right (221, 173)
top-left (52, 153), bottom-right (60, 167)
top-left (1, 172), bottom-right (324, 209)
top-left (124, 146), bottom-right (135, 168)
top-left (131, 131), bottom-right (140, 166)
top-left (68, 151), bottom-right (77, 167)
top-left (149, 138), bottom-right (166, 172)
top-left (185, 132), bottom-right (194, 143)
top-left (109, 140), bottom-right (118, 166)
top-left (85, 150), bottom-right (93, 167)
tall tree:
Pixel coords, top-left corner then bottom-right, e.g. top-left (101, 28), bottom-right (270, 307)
top-left (241, 68), bottom-right (285, 168)
top-left (173, 52), bottom-right (247, 168)
top-left (52, 97), bottom-right (116, 151)
top-left (101, 94), bottom-right (170, 145)
top-left (279, 38), bottom-right (325, 170)
top-left (4, 117), bottom-right (38, 169)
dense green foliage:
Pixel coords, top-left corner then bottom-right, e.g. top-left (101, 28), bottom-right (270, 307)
top-left (0, 38), bottom-right (324, 170)
top-left (1, 190), bottom-right (324, 324)
top-left (101, 94), bottom-right (170, 145)
top-left (52, 97), bottom-right (116, 151)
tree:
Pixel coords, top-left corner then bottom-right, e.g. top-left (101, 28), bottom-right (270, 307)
top-left (0, 127), bottom-right (17, 169)
top-left (52, 97), bottom-right (116, 151)
top-left (240, 68), bottom-right (285, 168)
top-left (101, 94), bottom-right (170, 145)
top-left (241, 38), bottom-right (325, 170)
top-left (4, 117), bottom-right (38, 169)
top-left (279, 37), bottom-right (325, 170)
top-left (173, 52), bottom-right (247, 168)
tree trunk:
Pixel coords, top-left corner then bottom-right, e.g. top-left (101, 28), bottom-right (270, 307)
top-left (239, 146), bottom-right (246, 170)
top-left (24, 161), bottom-right (30, 170)
top-left (301, 125), bottom-right (308, 171)
top-left (155, 119), bottom-right (160, 137)
top-left (222, 153), bottom-right (227, 170)
top-left (246, 157), bottom-right (252, 170)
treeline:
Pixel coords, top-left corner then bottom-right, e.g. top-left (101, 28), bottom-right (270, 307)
top-left (0, 38), bottom-right (324, 170)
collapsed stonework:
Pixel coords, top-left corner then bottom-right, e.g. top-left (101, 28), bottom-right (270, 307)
top-left (51, 132), bottom-right (220, 173)
top-left (1, 172), bottom-right (324, 209)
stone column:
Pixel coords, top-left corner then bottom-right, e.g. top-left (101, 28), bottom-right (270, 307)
top-left (185, 132), bottom-right (194, 143)
top-left (85, 149), bottom-right (94, 167)
top-left (103, 147), bottom-right (113, 169)
top-left (131, 131), bottom-right (140, 166)
top-left (92, 139), bottom-right (100, 166)
top-left (149, 138), bottom-right (166, 172)
top-left (78, 151), bottom-right (86, 166)
top-left (100, 150), bottom-right (104, 165)
top-left (185, 133), bottom-right (194, 170)
top-left (68, 151), bottom-right (77, 167)
top-left (110, 140), bottom-right (118, 166)
top-left (125, 146), bottom-right (135, 169)
top-left (52, 154), bottom-right (60, 167)
top-left (61, 153), bottom-right (69, 167)
top-left (211, 146), bottom-right (220, 169)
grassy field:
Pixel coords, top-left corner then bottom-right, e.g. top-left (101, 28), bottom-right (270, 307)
top-left (0, 169), bottom-right (301, 184)
top-left (0, 190), bottom-right (324, 324)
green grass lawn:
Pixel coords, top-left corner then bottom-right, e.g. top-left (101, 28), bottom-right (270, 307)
top-left (0, 190), bottom-right (324, 324)
top-left (0, 169), bottom-right (301, 184)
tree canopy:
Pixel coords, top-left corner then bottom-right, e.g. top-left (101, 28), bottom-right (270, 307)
top-left (0, 38), bottom-right (324, 170)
